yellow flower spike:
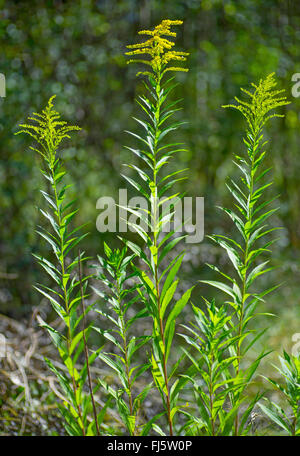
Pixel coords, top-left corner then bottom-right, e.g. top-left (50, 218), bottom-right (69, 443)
top-left (125, 19), bottom-right (189, 80)
top-left (223, 73), bottom-right (290, 138)
top-left (16, 95), bottom-right (81, 166)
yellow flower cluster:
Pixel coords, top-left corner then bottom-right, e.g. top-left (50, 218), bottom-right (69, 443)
top-left (223, 73), bottom-right (290, 137)
top-left (126, 19), bottom-right (189, 78)
top-left (16, 96), bottom-right (81, 166)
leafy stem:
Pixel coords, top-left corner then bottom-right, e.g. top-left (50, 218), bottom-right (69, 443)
top-left (16, 96), bottom-right (99, 436)
top-left (95, 245), bottom-right (150, 436)
top-left (124, 20), bottom-right (192, 435)
top-left (78, 249), bottom-right (100, 436)
top-left (152, 73), bottom-right (173, 436)
top-left (203, 73), bottom-right (290, 435)
top-left (49, 162), bottom-right (85, 435)
top-left (117, 275), bottom-right (134, 419)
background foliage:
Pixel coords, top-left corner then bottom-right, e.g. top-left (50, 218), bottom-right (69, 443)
top-left (0, 0), bottom-right (300, 364)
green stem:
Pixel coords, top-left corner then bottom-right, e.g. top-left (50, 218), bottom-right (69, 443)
top-left (292, 413), bottom-right (296, 436)
top-left (50, 162), bottom-right (85, 436)
top-left (208, 352), bottom-right (215, 436)
top-left (151, 74), bottom-right (173, 436)
top-left (78, 250), bottom-right (100, 436)
top-left (154, 262), bottom-right (173, 435)
top-left (234, 136), bottom-right (256, 436)
top-left (117, 276), bottom-right (135, 435)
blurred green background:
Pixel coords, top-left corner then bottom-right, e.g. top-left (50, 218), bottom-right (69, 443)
top-left (0, 0), bottom-right (299, 355)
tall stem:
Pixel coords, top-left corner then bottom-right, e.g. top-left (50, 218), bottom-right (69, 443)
top-left (208, 353), bottom-right (215, 436)
top-left (78, 250), bottom-right (100, 436)
top-left (234, 135), bottom-right (256, 435)
top-left (50, 163), bottom-right (85, 436)
top-left (151, 74), bottom-right (173, 436)
top-left (117, 277), bottom-right (135, 433)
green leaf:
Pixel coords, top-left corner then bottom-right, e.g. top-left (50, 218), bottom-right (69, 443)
top-left (200, 280), bottom-right (239, 301)
top-left (161, 280), bottom-right (178, 319)
top-left (34, 286), bottom-right (66, 320)
top-left (161, 253), bottom-right (184, 302)
top-left (165, 287), bottom-right (194, 361)
top-left (157, 235), bottom-right (185, 266)
top-left (258, 402), bottom-right (291, 434)
top-left (141, 412), bottom-right (165, 436)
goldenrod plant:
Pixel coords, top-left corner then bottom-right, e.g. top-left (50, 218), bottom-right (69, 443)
top-left (123, 20), bottom-right (193, 435)
top-left (202, 73), bottom-right (290, 435)
top-left (179, 299), bottom-right (244, 435)
top-left (259, 352), bottom-right (300, 435)
top-left (16, 21), bottom-right (296, 438)
top-left (16, 97), bottom-right (101, 436)
top-left (93, 244), bottom-right (151, 435)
